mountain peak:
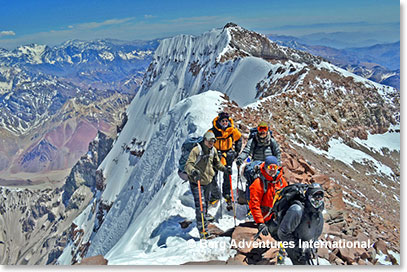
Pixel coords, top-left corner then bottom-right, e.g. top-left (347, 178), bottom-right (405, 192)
top-left (223, 22), bottom-right (239, 29)
top-left (221, 24), bottom-right (323, 65)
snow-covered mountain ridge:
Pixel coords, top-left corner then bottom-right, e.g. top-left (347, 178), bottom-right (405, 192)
top-left (57, 24), bottom-right (399, 265)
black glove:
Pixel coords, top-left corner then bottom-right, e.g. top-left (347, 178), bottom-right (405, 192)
top-left (191, 169), bottom-right (201, 182)
top-left (236, 157), bottom-right (243, 167)
top-left (225, 165), bottom-right (232, 176)
top-left (253, 164), bottom-right (261, 173)
top-left (258, 223), bottom-right (269, 236)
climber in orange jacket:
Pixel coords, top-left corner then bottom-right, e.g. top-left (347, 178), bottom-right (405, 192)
top-left (207, 112), bottom-right (242, 205)
top-left (249, 156), bottom-right (288, 236)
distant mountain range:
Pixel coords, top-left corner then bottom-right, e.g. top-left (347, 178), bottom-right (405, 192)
top-left (0, 39), bottom-right (159, 180)
top-left (268, 34), bottom-right (400, 90)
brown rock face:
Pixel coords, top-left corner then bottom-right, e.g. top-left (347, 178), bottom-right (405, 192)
top-left (77, 255), bottom-right (108, 265)
top-left (221, 82), bottom-right (399, 265)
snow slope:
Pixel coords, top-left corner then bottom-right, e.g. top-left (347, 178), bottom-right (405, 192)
top-left (58, 91), bottom-right (243, 264)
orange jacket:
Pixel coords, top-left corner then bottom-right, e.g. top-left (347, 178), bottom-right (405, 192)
top-left (249, 163), bottom-right (288, 224)
top-left (208, 116), bottom-right (241, 152)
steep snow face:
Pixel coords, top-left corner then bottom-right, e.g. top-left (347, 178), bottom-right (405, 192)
top-left (58, 91), bottom-right (236, 264)
top-left (126, 27), bottom-right (278, 144)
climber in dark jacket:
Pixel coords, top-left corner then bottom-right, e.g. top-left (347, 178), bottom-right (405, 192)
top-left (277, 183), bottom-right (325, 265)
top-left (237, 121), bottom-right (281, 166)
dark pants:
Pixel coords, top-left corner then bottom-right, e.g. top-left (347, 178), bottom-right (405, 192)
top-left (265, 219), bottom-right (309, 265)
top-left (215, 150), bottom-right (236, 200)
top-left (190, 181), bottom-right (217, 233)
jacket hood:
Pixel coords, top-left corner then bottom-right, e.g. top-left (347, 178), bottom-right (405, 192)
top-left (213, 116), bottom-right (235, 131)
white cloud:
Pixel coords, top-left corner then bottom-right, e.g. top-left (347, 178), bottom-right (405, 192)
top-left (73, 17), bottom-right (135, 30)
top-left (0, 31), bottom-right (16, 37)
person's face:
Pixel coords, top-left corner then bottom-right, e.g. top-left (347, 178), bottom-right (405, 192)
top-left (257, 126), bottom-right (268, 138)
top-left (265, 163), bottom-right (278, 176)
top-left (309, 192), bottom-right (324, 208)
top-left (219, 118), bottom-right (229, 128)
top-left (204, 138), bottom-right (216, 148)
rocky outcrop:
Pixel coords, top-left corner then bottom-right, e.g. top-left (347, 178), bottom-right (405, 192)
top-left (62, 131), bottom-right (113, 208)
top-left (219, 89), bottom-right (399, 265)
top-left (0, 129), bottom-right (115, 265)
top-left (77, 255), bottom-right (108, 265)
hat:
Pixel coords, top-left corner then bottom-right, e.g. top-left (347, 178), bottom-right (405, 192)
top-left (218, 112), bottom-right (229, 121)
top-left (306, 183), bottom-right (324, 209)
top-left (306, 183), bottom-right (324, 198)
top-left (258, 121), bottom-right (268, 127)
top-left (264, 156), bottom-right (279, 167)
top-left (203, 131), bottom-right (216, 142)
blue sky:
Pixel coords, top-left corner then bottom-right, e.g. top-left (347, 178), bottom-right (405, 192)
top-left (0, 0), bottom-right (400, 49)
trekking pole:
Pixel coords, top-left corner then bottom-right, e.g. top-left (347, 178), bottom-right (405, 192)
top-left (197, 179), bottom-right (206, 239)
top-left (229, 174), bottom-right (237, 227)
top-left (218, 171), bottom-right (223, 217)
top-left (253, 228), bottom-right (263, 241)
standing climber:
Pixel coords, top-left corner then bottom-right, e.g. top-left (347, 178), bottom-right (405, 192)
top-left (185, 131), bottom-right (229, 239)
top-left (207, 112), bottom-right (242, 207)
top-left (236, 121), bottom-right (281, 166)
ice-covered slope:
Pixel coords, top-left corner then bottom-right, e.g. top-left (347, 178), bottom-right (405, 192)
top-left (58, 91), bottom-right (240, 264)
top-left (122, 25), bottom-right (275, 143)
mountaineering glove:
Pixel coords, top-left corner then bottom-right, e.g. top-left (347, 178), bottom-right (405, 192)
top-left (253, 164), bottom-right (261, 173)
top-left (258, 223), bottom-right (269, 236)
top-left (227, 150), bottom-right (237, 161)
top-left (236, 157), bottom-right (243, 167)
top-left (225, 165), bottom-right (232, 176)
top-left (191, 169), bottom-right (201, 182)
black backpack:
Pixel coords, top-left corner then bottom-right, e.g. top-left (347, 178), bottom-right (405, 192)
top-left (271, 183), bottom-right (308, 224)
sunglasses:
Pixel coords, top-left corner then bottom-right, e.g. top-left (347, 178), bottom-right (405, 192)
top-left (208, 139), bottom-right (216, 143)
top-left (220, 119), bottom-right (229, 123)
top-left (258, 126), bottom-right (268, 132)
top-left (266, 164), bottom-right (278, 171)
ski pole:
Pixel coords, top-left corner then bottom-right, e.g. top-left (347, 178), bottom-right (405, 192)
top-left (197, 179), bottom-right (206, 239)
top-left (229, 174), bottom-right (237, 227)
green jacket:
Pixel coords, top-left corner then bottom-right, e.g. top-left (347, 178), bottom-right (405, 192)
top-left (185, 142), bottom-right (226, 185)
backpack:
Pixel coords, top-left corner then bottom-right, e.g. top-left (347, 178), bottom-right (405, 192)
top-left (241, 160), bottom-right (268, 203)
top-left (243, 160), bottom-right (263, 186)
top-left (178, 136), bottom-right (203, 173)
top-left (178, 136), bottom-right (215, 179)
top-left (271, 183), bottom-right (308, 224)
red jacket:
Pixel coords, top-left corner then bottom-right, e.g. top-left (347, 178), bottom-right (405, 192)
top-left (249, 162), bottom-right (288, 224)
